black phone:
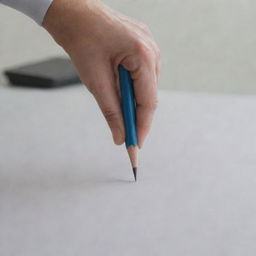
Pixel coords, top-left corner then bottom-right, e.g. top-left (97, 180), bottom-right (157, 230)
top-left (4, 57), bottom-right (80, 88)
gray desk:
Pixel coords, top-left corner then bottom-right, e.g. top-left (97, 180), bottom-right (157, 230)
top-left (1, 85), bottom-right (256, 255)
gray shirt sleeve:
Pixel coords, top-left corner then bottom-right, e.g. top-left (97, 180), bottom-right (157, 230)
top-left (0, 0), bottom-right (53, 25)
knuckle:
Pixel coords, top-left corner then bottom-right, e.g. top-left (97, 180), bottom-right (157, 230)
top-left (138, 121), bottom-right (150, 131)
top-left (134, 40), bottom-right (152, 61)
top-left (88, 82), bottom-right (106, 95)
top-left (151, 41), bottom-right (161, 60)
top-left (141, 24), bottom-right (152, 35)
top-left (103, 108), bottom-right (120, 123)
top-left (144, 98), bottom-right (158, 112)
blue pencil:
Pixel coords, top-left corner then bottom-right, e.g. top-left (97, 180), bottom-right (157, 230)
top-left (118, 65), bottom-right (139, 181)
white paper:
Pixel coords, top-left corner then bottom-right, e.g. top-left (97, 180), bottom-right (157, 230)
top-left (1, 86), bottom-right (256, 256)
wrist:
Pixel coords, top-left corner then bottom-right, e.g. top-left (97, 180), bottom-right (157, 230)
top-left (42, 0), bottom-right (99, 48)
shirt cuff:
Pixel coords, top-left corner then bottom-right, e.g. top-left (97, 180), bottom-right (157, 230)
top-left (0, 0), bottom-right (53, 25)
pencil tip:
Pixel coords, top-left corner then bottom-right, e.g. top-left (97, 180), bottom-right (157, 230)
top-left (133, 167), bottom-right (137, 181)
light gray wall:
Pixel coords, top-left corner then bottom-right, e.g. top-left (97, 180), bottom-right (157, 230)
top-left (0, 0), bottom-right (256, 93)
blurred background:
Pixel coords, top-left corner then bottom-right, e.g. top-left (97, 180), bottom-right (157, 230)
top-left (0, 0), bottom-right (256, 93)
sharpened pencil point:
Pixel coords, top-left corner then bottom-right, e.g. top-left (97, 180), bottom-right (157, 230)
top-left (133, 167), bottom-right (137, 181)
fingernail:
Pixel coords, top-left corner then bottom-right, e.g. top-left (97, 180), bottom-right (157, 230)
top-left (112, 127), bottom-right (124, 145)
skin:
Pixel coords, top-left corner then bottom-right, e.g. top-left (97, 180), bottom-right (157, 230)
top-left (43, 0), bottom-right (160, 147)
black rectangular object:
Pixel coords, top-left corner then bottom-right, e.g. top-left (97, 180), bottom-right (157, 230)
top-left (4, 57), bottom-right (80, 88)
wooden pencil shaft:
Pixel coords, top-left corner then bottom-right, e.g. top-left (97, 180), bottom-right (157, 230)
top-left (118, 65), bottom-right (139, 180)
top-left (127, 145), bottom-right (138, 168)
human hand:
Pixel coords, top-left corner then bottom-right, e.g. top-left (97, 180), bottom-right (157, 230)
top-left (43, 0), bottom-right (160, 147)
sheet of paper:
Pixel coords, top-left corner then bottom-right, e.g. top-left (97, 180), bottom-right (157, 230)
top-left (1, 86), bottom-right (256, 255)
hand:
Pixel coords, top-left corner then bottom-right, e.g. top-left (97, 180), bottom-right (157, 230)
top-left (43, 0), bottom-right (160, 147)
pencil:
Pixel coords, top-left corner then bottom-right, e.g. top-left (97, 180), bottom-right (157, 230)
top-left (118, 65), bottom-right (139, 181)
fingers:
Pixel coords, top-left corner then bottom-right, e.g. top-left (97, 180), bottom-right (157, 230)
top-left (127, 21), bottom-right (161, 80)
top-left (134, 66), bottom-right (158, 148)
top-left (87, 63), bottom-right (125, 145)
top-left (121, 47), bottom-right (158, 148)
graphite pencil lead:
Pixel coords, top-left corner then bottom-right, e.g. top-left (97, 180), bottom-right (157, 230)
top-left (133, 167), bottom-right (137, 181)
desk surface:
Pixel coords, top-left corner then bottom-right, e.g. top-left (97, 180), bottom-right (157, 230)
top-left (1, 86), bottom-right (256, 256)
